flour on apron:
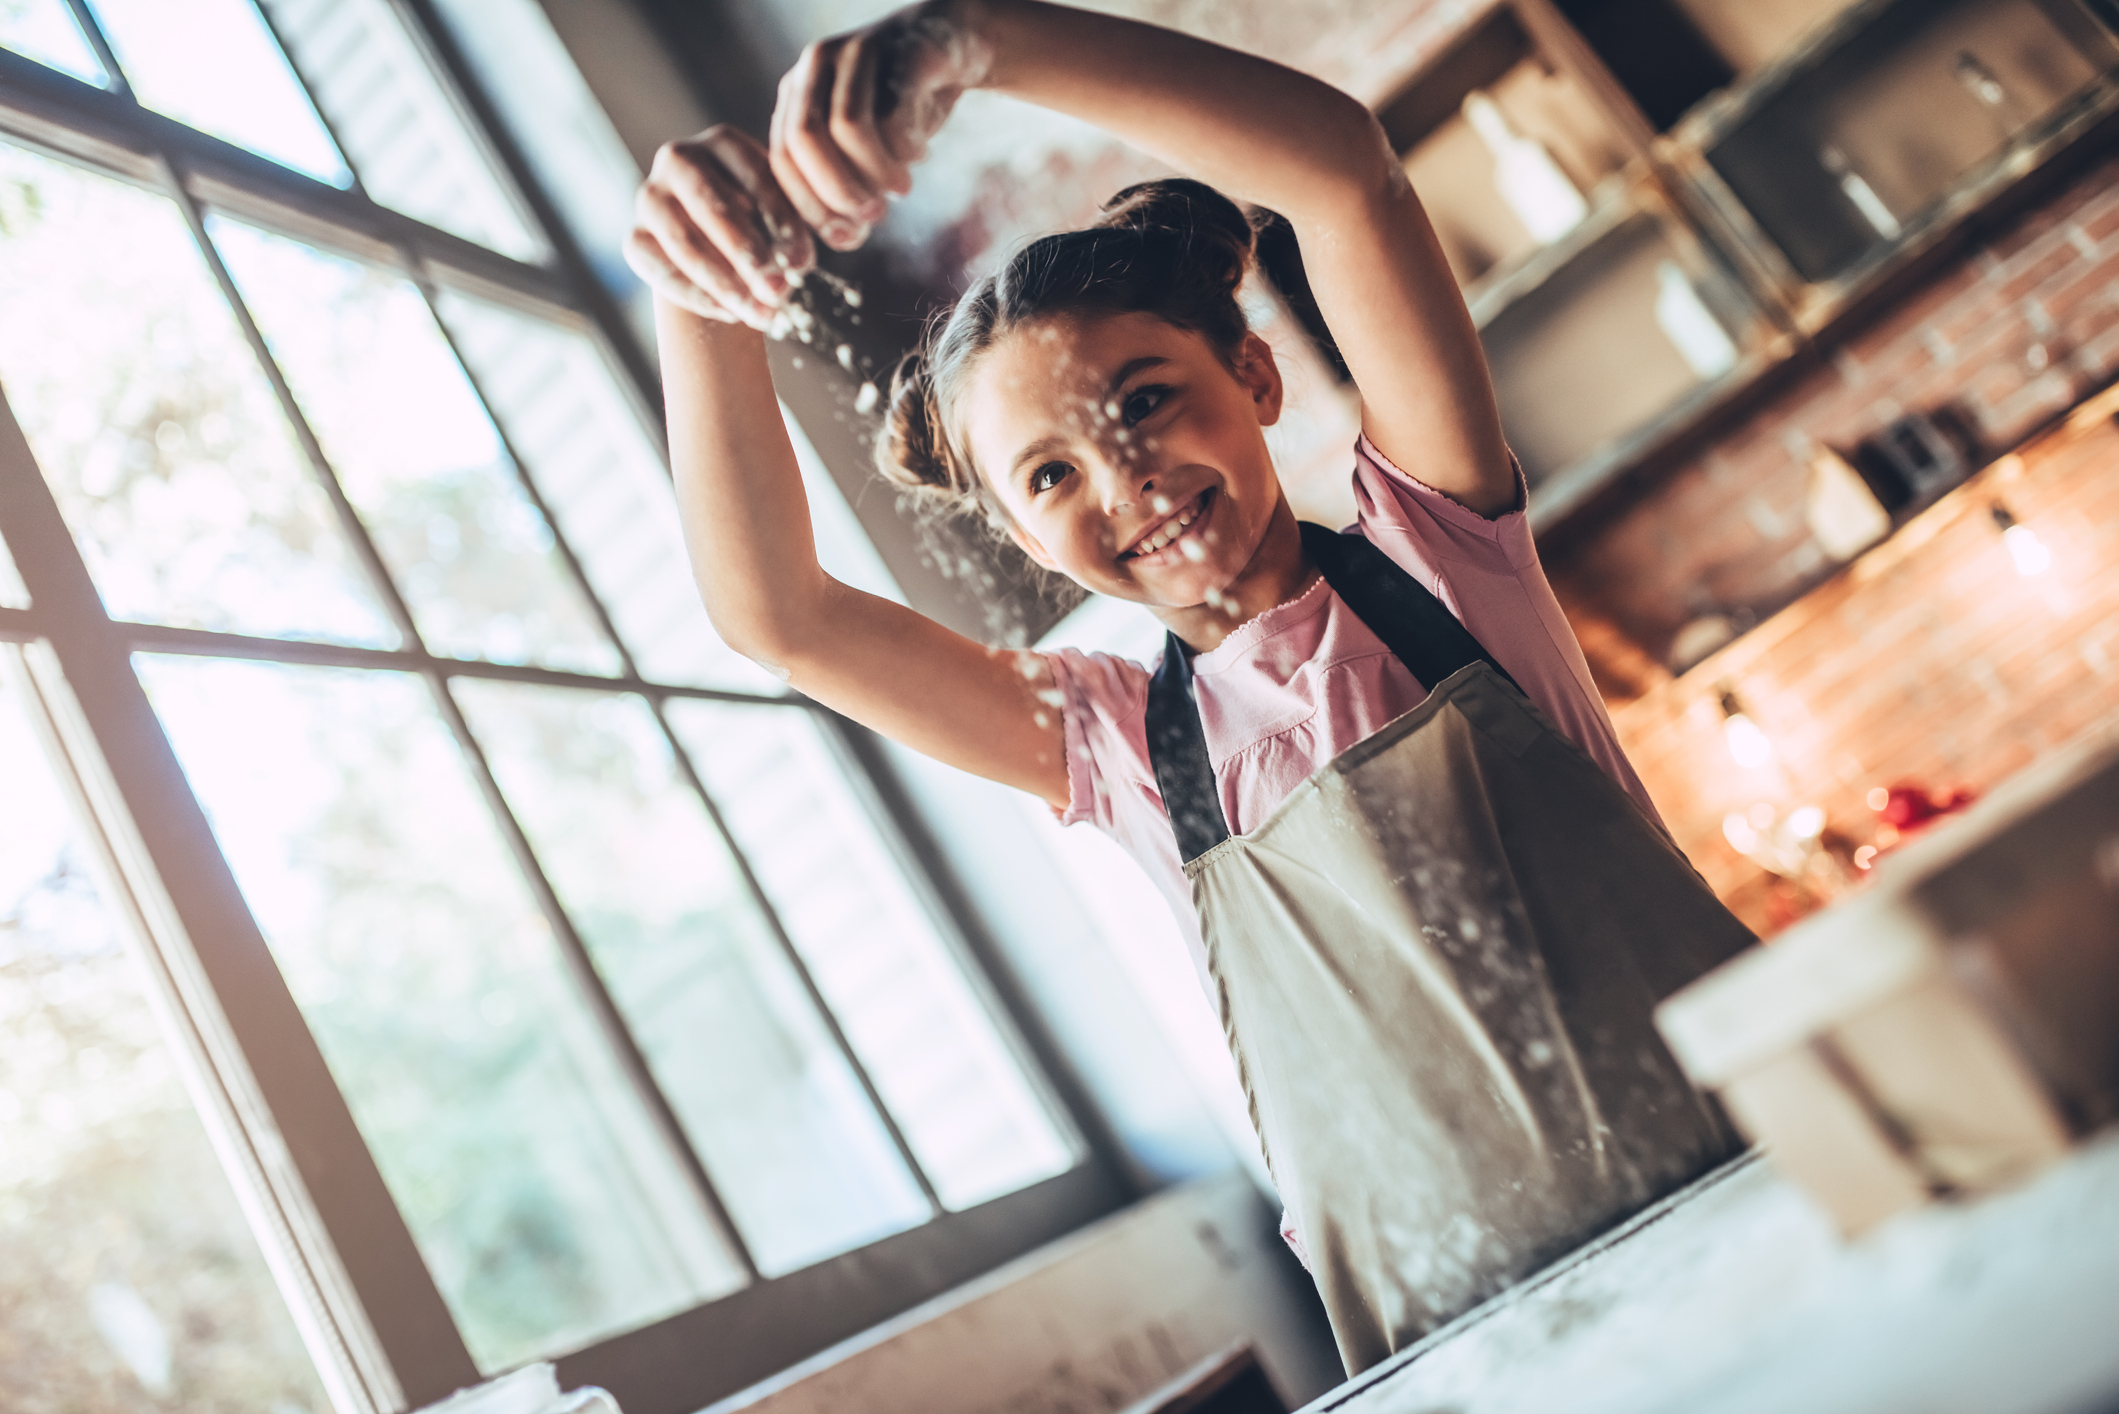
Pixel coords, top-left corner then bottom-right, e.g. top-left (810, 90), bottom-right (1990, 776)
top-left (1148, 524), bottom-right (1751, 1374)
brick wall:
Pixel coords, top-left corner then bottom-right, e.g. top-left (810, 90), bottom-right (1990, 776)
top-left (1608, 387), bottom-right (2119, 935)
top-left (1553, 149), bottom-right (2119, 676)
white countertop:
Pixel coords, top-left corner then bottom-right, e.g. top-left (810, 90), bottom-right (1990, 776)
top-left (1302, 1131), bottom-right (2119, 1414)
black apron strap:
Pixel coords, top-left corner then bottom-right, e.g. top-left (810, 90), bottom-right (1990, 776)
top-left (1148, 630), bottom-right (1232, 862)
top-left (1297, 521), bottom-right (1520, 694)
top-left (1148, 522), bottom-right (1518, 862)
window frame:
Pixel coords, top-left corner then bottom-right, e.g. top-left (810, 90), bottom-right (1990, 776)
top-left (0, 12), bottom-right (1125, 1413)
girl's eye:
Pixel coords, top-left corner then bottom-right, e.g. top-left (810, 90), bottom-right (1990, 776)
top-left (1121, 385), bottom-right (1169, 427)
top-left (1030, 461), bottom-right (1072, 493)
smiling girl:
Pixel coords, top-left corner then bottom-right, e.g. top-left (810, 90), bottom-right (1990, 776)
top-left (627, 0), bottom-right (1752, 1374)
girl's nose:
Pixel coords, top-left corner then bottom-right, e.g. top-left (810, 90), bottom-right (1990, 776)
top-left (1094, 448), bottom-right (1157, 514)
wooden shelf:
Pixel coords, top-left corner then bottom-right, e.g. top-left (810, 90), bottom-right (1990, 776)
top-left (1361, 0), bottom-right (2119, 531)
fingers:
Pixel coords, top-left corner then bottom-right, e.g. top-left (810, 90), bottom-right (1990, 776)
top-left (773, 38), bottom-right (887, 249)
top-left (624, 227), bottom-right (742, 324)
top-left (766, 76), bottom-right (835, 247)
top-left (705, 130), bottom-right (816, 280)
top-left (630, 124), bottom-right (825, 328)
top-left (660, 142), bottom-right (789, 305)
top-left (633, 181), bottom-right (775, 329)
top-left (832, 31), bottom-right (912, 198)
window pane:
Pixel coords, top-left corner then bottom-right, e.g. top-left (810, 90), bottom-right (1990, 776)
top-left (256, 0), bottom-right (544, 262)
top-left (137, 655), bottom-right (746, 1370)
top-left (425, 0), bottom-right (642, 302)
top-left (210, 218), bottom-right (621, 674)
top-left (451, 678), bottom-right (933, 1275)
top-left (0, 143), bottom-right (396, 646)
top-left (0, 664), bottom-right (330, 1411)
top-left (83, 0), bottom-right (349, 185)
top-left (434, 292), bottom-right (780, 693)
top-left (663, 701), bottom-right (1077, 1210)
top-left (0, 0), bottom-right (108, 82)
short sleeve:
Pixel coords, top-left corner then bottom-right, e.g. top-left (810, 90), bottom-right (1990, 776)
top-left (1353, 433), bottom-right (1537, 573)
top-left (1042, 646), bottom-right (1155, 828)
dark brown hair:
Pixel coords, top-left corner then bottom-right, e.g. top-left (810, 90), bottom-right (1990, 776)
top-left (876, 178), bottom-right (1256, 517)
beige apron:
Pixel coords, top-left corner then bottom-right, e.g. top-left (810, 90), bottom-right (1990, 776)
top-left (1148, 524), bottom-right (1751, 1374)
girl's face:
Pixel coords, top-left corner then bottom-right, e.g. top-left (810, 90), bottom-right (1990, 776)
top-left (958, 310), bottom-right (1290, 617)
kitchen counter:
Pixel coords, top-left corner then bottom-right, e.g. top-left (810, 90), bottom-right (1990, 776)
top-left (1301, 1132), bottom-right (2119, 1414)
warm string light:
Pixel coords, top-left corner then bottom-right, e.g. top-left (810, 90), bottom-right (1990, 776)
top-left (1990, 503), bottom-right (2051, 576)
top-left (1721, 799), bottom-right (1835, 884)
top-left (1718, 687), bottom-right (1774, 769)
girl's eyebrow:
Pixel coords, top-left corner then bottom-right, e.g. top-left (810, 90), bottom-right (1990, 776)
top-left (1105, 355), bottom-right (1169, 393)
top-left (1010, 434), bottom-right (1070, 482)
top-left (1007, 356), bottom-right (1172, 481)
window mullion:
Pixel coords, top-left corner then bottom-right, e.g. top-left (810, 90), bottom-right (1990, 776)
top-left (0, 383), bottom-right (477, 1412)
top-left (649, 700), bottom-right (948, 1216)
top-left (235, 0), bottom-right (383, 211)
top-left (151, 148), bottom-right (432, 657)
top-left (53, 0), bottom-right (134, 101)
top-left (391, 0), bottom-right (663, 401)
top-left (425, 668), bottom-right (767, 1282)
top-left (416, 280), bottom-right (650, 680)
top-left (0, 45), bottom-right (578, 311)
top-left (108, 622), bottom-right (436, 674)
top-left (110, 618), bottom-right (803, 704)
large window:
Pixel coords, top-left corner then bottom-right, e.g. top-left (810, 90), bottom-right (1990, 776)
top-left (0, 5), bottom-right (1112, 1412)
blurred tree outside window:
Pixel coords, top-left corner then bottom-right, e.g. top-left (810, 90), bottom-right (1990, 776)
top-left (0, 671), bottom-right (331, 1414)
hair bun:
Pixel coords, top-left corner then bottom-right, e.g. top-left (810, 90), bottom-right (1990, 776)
top-left (1095, 178), bottom-right (1255, 294)
top-left (874, 348), bottom-right (961, 496)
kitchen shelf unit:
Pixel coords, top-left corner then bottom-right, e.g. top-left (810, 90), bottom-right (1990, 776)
top-left (1364, 0), bottom-right (2119, 528)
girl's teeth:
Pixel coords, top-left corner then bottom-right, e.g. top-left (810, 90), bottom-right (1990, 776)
top-left (1137, 502), bottom-right (1200, 557)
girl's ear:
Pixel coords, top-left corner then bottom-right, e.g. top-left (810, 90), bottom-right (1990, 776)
top-left (1235, 332), bottom-right (1285, 428)
top-left (1003, 516), bottom-right (1063, 572)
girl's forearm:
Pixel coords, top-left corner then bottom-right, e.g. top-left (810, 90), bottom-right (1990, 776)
top-left (652, 300), bottom-right (1070, 806)
top-left (654, 300), bottom-right (832, 669)
top-left (971, 0), bottom-right (1394, 222)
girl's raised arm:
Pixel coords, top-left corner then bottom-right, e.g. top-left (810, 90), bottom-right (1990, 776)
top-left (773, 0), bottom-right (1517, 517)
top-left (627, 127), bottom-right (1069, 806)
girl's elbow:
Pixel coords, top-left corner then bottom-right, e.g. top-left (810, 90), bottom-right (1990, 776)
top-left (1309, 86), bottom-right (1393, 173)
top-left (701, 579), bottom-right (834, 679)
top-left (1297, 100), bottom-right (1406, 213)
top-left (709, 610), bottom-right (805, 679)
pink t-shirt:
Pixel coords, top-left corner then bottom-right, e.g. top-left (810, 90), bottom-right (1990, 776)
top-left (1045, 434), bottom-right (1663, 978)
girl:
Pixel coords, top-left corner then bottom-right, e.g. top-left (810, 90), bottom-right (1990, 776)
top-left (626, 0), bottom-right (1751, 1374)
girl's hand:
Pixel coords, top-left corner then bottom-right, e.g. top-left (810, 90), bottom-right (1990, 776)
top-left (627, 124), bottom-right (817, 329)
top-left (770, 0), bottom-right (994, 250)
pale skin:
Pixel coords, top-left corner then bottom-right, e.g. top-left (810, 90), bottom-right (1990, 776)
top-left (627, 0), bottom-right (1513, 812)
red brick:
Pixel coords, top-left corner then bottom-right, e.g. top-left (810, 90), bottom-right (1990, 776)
top-left (1993, 234), bottom-right (2085, 303)
top-left (1854, 262), bottom-right (1986, 352)
top-left (1929, 280), bottom-right (2025, 344)
top-left (1984, 200), bottom-right (2074, 264)
top-left (1855, 340), bottom-right (1940, 397)
top-left (2034, 243), bottom-right (2119, 307)
top-left (1610, 410), bottom-right (2119, 930)
top-left (2071, 180), bottom-right (2119, 247)
top-left (1990, 375), bottom-right (2078, 436)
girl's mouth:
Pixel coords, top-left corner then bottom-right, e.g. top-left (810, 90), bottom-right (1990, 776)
top-left (1120, 488), bottom-right (1214, 564)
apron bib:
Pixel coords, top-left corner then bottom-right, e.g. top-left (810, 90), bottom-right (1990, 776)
top-left (1147, 524), bottom-right (1751, 1374)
